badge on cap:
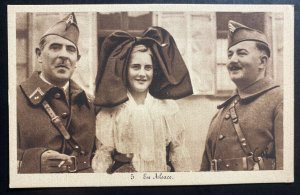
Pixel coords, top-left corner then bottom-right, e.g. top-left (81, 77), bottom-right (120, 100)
top-left (40, 12), bottom-right (80, 47)
top-left (65, 13), bottom-right (77, 30)
top-left (228, 20), bottom-right (250, 34)
top-left (228, 22), bottom-right (236, 33)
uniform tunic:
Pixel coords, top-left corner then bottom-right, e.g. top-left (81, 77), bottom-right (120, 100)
top-left (17, 71), bottom-right (95, 173)
top-left (200, 77), bottom-right (283, 171)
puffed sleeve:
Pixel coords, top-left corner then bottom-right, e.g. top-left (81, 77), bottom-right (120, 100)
top-left (92, 108), bottom-right (115, 172)
top-left (274, 101), bottom-right (283, 170)
top-left (163, 101), bottom-right (192, 172)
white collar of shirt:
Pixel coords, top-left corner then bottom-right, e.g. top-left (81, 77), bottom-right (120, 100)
top-left (39, 72), bottom-right (69, 92)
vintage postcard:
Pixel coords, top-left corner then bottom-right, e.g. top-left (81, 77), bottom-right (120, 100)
top-left (8, 4), bottom-right (294, 187)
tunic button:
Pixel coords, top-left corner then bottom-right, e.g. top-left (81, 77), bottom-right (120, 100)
top-left (61, 112), bottom-right (69, 119)
top-left (54, 93), bottom-right (61, 99)
top-left (226, 164), bottom-right (230, 168)
top-left (218, 134), bottom-right (225, 140)
top-left (234, 99), bottom-right (238, 104)
top-left (225, 114), bottom-right (230, 120)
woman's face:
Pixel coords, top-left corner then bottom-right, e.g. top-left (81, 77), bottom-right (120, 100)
top-left (128, 51), bottom-right (153, 94)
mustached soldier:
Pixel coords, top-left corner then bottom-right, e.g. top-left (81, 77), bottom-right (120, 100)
top-left (200, 20), bottom-right (283, 171)
top-left (17, 13), bottom-right (95, 173)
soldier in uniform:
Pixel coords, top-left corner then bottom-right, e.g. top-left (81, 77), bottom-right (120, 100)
top-left (17, 13), bottom-right (95, 173)
top-left (200, 20), bottom-right (283, 171)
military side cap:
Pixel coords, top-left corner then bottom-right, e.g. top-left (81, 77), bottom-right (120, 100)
top-left (40, 12), bottom-right (79, 46)
top-left (228, 20), bottom-right (269, 49)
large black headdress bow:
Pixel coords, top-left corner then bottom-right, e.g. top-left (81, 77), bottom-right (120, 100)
top-left (94, 26), bottom-right (193, 107)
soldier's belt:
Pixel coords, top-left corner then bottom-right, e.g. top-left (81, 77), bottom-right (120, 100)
top-left (210, 157), bottom-right (275, 171)
top-left (68, 155), bottom-right (91, 173)
top-left (64, 155), bottom-right (91, 173)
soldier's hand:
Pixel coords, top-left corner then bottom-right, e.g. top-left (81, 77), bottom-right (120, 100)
top-left (41, 150), bottom-right (73, 173)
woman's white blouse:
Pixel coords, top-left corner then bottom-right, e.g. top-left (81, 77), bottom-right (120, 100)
top-left (92, 93), bottom-right (192, 172)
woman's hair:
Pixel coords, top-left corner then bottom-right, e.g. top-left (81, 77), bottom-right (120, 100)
top-left (125, 44), bottom-right (160, 88)
top-left (131, 44), bottom-right (152, 56)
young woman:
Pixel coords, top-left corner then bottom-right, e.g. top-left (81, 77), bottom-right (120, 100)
top-left (92, 26), bottom-right (193, 173)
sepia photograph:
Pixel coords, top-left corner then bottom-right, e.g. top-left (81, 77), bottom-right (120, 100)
top-left (8, 4), bottom-right (294, 187)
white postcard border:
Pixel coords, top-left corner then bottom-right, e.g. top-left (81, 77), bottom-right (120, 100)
top-left (8, 4), bottom-right (294, 188)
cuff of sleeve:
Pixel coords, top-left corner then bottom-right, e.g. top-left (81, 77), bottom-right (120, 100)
top-left (19, 148), bottom-right (48, 173)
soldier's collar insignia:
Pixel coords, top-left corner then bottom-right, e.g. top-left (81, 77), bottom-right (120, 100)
top-left (29, 87), bottom-right (44, 99)
top-left (28, 87), bottom-right (45, 105)
top-left (20, 72), bottom-right (54, 106)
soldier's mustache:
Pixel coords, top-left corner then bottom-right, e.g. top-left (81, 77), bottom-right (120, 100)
top-left (227, 63), bottom-right (242, 71)
top-left (55, 59), bottom-right (70, 68)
